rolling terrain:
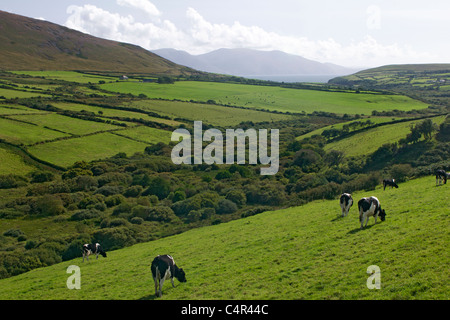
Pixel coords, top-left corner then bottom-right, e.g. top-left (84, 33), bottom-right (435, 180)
top-left (0, 176), bottom-right (447, 300)
top-left (0, 10), bottom-right (448, 301)
top-left (0, 11), bottom-right (194, 75)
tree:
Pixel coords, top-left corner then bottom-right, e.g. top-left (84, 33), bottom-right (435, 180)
top-left (417, 119), bottom-right (437, 140)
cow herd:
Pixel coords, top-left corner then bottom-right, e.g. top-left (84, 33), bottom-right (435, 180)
top-left (80, 169), bottom-right (447, 297)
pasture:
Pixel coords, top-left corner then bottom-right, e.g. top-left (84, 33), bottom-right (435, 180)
top-left (26, 132), bottom-right (150, 168)
top-left (0, 146), bottom-right (36, 175)
top-left (124, 99), bottom-right (293, 126)
top-left (102, 81), bottom-right (428, 115)
top-left (324, 115), bottom-right (446, 157)
top-left (0, 176), bottom-right (447, 300)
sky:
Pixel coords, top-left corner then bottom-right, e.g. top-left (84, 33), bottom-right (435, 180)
top-left (1, 0), bottom-right (449, 68)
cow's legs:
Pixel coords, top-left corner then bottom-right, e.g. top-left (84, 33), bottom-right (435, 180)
top-left (153, 277), bottom-right (159, 297)
top-left (159, 277), bottom-right (165, 297)
top-left (171, 278), bottom-right (175, 288)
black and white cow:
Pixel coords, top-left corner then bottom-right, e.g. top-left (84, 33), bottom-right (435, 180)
top-left (435, 169), bottom-right (448, 185)
top-left (358, 196), bottom-right (386, 229)
top-left (82, 243), bottom-right (107, 262)
top-left (383, 179), bottom-right (399, 190)
top-left (339, 193), bottom-right (353, 217)
top-left (151, 255), bottom-right (186, 297)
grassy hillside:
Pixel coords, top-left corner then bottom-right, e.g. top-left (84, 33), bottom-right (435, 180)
top-left (324, 115), bottom-right (446, 157)
top-left (0, 176), bottom-right (447, 300)
top-left (329, 64), bottom-right (450, 109)
top-left (0, 11), bottom-right (194, 75)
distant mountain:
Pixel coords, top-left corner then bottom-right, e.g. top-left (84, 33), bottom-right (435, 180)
top-left (0, 10), bottom-right (195, 75)
top-left (152, 48), bottom-right (359, 80)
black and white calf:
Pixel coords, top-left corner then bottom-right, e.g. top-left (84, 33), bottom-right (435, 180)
top-left (435, 169), bottom-right (448, 185)
top-left (151, 255), bottom-right (186, 297)
top-left (339, 193), bottom-right (353, 217)
top-left (383, 179), bottom-right (399, 190)
top-left (82, 243), bottom-right (107, 262)
top-left (358, 196), bottom-right (386, 229)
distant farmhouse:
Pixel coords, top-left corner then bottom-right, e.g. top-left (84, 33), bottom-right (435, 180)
top-left (119, 75), bottom-right (129, 80)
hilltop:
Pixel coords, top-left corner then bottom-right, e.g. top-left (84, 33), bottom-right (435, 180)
top-left (329, 64), bottom-right (450, 107)
top-left (0, 11), bottom-right (196, 75)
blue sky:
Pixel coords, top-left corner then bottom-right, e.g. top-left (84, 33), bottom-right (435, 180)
top-left (1, 0), bottom-right (449, 67)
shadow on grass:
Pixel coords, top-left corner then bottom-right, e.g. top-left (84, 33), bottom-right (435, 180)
top-left (138, 294), bottom-right (158, 300)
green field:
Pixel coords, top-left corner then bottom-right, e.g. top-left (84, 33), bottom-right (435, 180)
top-left (0, 117), bottom-right (69, 146)
top-left (102, 81), bottom-right (428, 115)
top-left (0, 88), bottom-right (50, 99)
top-left (0, 176), bottom-right (447, 300)
top-left (7, 113), bottom-right (122, 136)
top-left (0, 105), bottom-right (49, 115)
top-left (12, 71), bottom-right (117, 84)
top-left (324, 116), bottom-right (446, 157)
top-left (114, 125), bottom-right (173, 144)
top-left (0, 146), bottom-right (36, 175)
top-left (52, 102), bottom-right (183, 127)
top-left (26, 132), bottom-right (150, 168)
top-left (125, 99), bottom-right (293, 126)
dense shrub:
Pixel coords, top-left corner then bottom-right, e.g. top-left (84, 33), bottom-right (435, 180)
top-left (70, 209), bottom-right (102, 221)
top-left (93, 227), bottom-right (136, 251)
top-left (216, 199), bottom-right (238, 215)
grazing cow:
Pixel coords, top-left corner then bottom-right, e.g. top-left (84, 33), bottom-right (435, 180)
top-left (82, 243), bottom-right (107, 262)
top-left (151, 255), bottom-right (186, 297)
top-left (383, 179), bottom-right (399, 190)
top-left (435, 169), bottom-right (448, 185)
top-left (339, 193), bottom-right (353, 217)
top-left (358, 196), bottom-right (386, 229)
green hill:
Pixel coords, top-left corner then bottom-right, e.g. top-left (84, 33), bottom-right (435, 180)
top-left (0, 176), bottom-right (447, 300)
top-left (0, 11), bottom-right (194, 75)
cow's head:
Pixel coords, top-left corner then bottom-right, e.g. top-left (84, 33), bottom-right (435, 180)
top-left (379, 209), bottom-right (386, 221)
top-left (176, 268), bottom-right (187, 283)
top-left (100, 251), bottom-right (107, 258)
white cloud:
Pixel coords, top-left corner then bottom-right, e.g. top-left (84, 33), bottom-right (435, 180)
top-left (116, 0), bottom-right (161, 18)
top-left (64, 4), bottom-right (436, 67)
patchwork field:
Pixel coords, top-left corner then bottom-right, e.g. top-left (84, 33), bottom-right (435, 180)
top-left (125, 99), bottom-right (292, 126)
top-left (324, 115), bottom-right (446, 157)
top-left (0, 176), bottom-right (447, 300)
top-left (102, 81), bottom-right (428, 115)
top-left (26, 132), bottom-right (150, 168)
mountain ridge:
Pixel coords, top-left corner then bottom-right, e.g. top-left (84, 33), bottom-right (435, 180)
top-left (152, 48), bottom-right (360, 78)
top-left (0, 10), bottom-right (195, 75)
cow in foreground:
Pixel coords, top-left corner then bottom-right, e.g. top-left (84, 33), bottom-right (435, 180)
top-left (339, 193), bottom-right (353, 217)
top-left (383, 179), bottom-right (398, 190)
top-left (82, 243), bottom-right (107, 262)
top-left (358, 196), bottom-right (386, 229)
top-left (435, 169), bottom-right (448, 185)
top-left (151, 255), bottom-right (186, 297)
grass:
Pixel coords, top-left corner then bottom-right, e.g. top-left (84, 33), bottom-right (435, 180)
top-left (11, 71), bottom-right (117, 84)
top-left (0, 176), bottom-right (447, 300)
top-left (0, 146), bottom-right (36, 175)
top-left (0, 117), bottom-right (69, 146)
top-left (52, 102), bottom-right (183, 127)
top-left (125, 99), bottom-right (293, 126)
top-left (27, 132), bottom-right (149, 168)
top-left (0, 88), bottom-right (50, 99)
top-left (324, 115), bottom-right (446, 157)
top-left (113, 126), bottom-right (173, 144)
top-left (102, 81), bottom-right (428, 115)
top-left (7, 113), bottom-right (122, 136)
